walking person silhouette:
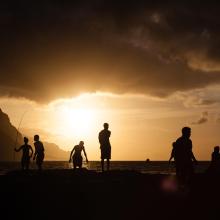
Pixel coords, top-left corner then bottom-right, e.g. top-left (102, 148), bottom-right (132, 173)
top-left (33, 135), bottom-right (45, 171)
top-left (171, 127), bottom-right (197, 186)
top-left (69, 141), bottom-right (88, 169)
top-left (14, 137), bottom-right (33, 170)
top-left (99, 123), bottom-right (111, 172)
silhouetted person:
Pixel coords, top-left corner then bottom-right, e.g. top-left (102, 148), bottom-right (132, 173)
top-left (33, 135), bottom-right (45, 171)
top-left (212, 146), bottom-right (220, 161)
top-left (69, 141), bottom-right (88, 169)
top-left (14, 137), bottom-right (33, 170)
top-left (208, 146), bottom-right (220, 174)
top-left (171, 127), bottom-right (197, 185)
top-left (99, 123), bottom-right (111, 172)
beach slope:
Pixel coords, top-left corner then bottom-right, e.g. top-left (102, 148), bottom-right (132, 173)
top-left (0, 169), bottom-right (219, 220)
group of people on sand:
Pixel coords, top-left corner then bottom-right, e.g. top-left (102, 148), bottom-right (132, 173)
top-left (15, 123), bottom-right (112, 172)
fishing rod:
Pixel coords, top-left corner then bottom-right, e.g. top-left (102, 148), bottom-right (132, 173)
top-left (13, 110), bottom-right (28, 161)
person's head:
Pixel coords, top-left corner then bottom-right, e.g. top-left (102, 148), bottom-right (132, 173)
top-left (214, 146), bottom-right (220, 153)
top-left (34, 135), bottom-right (39, 141)
top-left (79, 141), bottom-right (84, 146)
top-left (182, 127), bottom-right (191, 138)
top-left (103, 123), bottom-right (109, 130)
top-left (24, 137), bottom-right (29, 144)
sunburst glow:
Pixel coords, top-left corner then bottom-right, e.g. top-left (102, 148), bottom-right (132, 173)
top-left (57, 106), bottom-right (96, 139)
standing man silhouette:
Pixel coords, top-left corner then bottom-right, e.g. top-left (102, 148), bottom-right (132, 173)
top-left (99, 123), bottom-right (111, 172)
top-left (33, 135), bottom-right (45, 171)
top-left (172, 127), bottom-right (197, 186)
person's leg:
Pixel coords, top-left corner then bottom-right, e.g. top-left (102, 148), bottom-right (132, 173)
top-left (107, 159), bottom-right (110, 171)
top-left (73, 162), bottom-right (76, 170)
top-left (26, 157), bottom-right (30, 170)
top-left (39, 163), bottom-right (42, 171)
top-left (24, 161), bottom-right (27, 170)
top-left (79, 157), bottom-right (82, 169)
top-left (21, 160), bottom-right (24, 170)
top-left (185, 164), bottom-right (194, 186)
top-left (176, 165), bottom-right (184, 187)
top-left (37, 158), bottom-right (42, 171)
top-left (26, 162), bottom-right (29, 170)
top-left (21, 157), bottom-right (25, 170)
top-left (180, 167), bottom-right (188, 186)
top-left (101, 159), bottom-right (104, 172)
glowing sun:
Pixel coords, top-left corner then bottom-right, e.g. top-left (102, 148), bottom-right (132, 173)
top-left (57, 106), bottom-right (96, 139)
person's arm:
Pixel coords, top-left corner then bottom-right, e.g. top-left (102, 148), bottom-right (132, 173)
top-left (33, 152), bottom-right (36, 160)
top-left (33, 144), bottom-right (36, 160)
top-left (211, 153), bottom-right (214, 162)
top-left (192, 152), bottom-right (198, 163)
top-left (14, 145), bottom-right (23, 152)
top-left (69, 148), bottom-right (74, 162)
top-left (169, 142), bottom-right (176, 163)
top-left (42, 142), bottom-right (45, 152)
top-left (83, 147), bottom-right (89, 163)
top-left (168, 155), bottom-right (173, 163)
top-left (191, 151), bottom-right (198, 164)
top-left (169, 149), bottom-right (174, 162)
top-left (190, 141), bottom-right (197, 163)
top-left (98, 132), bottom-right (101, 145)
top-left (29, 146), bottom-right (33, 158)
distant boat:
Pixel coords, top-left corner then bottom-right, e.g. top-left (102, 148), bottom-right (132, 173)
top-left (146, 158), bottom-right (150, 163)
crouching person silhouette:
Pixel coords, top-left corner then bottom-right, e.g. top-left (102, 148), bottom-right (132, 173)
top-left (14, 137), bottom-right (33, 170)
top-left (69, 141), bottom-right (88, 170)
top-left (33, 135), bottom-right (45, 171)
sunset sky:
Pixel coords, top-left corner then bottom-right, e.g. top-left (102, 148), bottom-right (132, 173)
top-left (1, 1), bottom-right (220, 160)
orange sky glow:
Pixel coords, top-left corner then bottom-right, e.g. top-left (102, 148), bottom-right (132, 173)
top-left (1, 89), bottom-right (220, 161)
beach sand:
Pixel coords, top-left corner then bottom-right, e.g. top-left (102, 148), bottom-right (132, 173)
top-left (0, 169), bottom-right (219, 220)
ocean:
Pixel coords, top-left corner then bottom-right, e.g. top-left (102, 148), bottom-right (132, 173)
top-left (0, 161), bottom-right (211, 175)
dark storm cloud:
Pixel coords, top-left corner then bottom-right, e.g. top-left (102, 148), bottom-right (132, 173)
top-left (1, 0), bottom-right (220, 102)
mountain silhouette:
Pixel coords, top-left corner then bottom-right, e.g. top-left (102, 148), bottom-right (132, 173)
top-left (0, 108), bottom-right (23, 161)
top-left (0, 108), bottom-right (69, 161)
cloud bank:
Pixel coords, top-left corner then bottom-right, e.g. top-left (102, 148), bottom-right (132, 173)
top-left (1, 1), bottom-right (220, 102)
top-left (192, 111), bottom-right (209, 125)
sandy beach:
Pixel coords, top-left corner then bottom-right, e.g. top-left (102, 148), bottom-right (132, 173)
top-left (0, 169), bottom-right (219, 220)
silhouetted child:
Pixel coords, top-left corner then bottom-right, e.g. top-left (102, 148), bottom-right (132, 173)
top-left (99, 123), bottom-right (111, 172)
top-left (212, 146), bottom-right (220, 161)
top-left (69, 141), bottom-right (88, 169)
top-left (33, 135), bottom-right (45, 171)
top-left (208, 146), bottom-right (220, 174)
top-left (14, 137), bottom-right (33, 170)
